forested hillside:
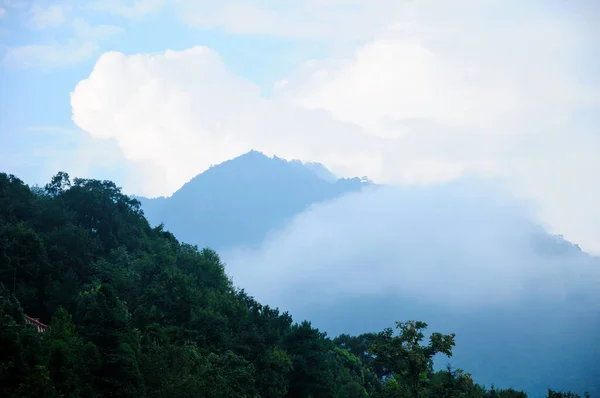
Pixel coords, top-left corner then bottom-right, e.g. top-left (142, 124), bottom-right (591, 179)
top-left (0, 172), bottom-right (592, 398)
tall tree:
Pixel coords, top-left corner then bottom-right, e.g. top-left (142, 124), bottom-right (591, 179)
top-left (369, 321), bottom-right (455, 398)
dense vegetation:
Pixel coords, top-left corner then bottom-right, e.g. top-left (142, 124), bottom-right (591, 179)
top-left (0, 172), bottom-right (591, 398)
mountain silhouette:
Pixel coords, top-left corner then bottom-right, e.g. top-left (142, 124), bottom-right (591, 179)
top-left (137, 150), bottom-right (372, 251)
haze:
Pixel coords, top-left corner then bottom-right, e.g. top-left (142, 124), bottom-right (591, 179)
top-left (1, 0), bottom-right (599, 397)
top-left (223, 181), bottom-right (599, 309)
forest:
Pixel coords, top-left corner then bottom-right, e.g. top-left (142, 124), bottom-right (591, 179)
top-left (0, 172), bottom-right (592, 398)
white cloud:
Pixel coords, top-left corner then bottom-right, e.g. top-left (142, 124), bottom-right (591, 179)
top-left (175, 0), bottom-right (407, 42)
top-left (87, 0), bottom-right (166, 18)
top-left (70, 1), bottom-right (600, 254)
top-left (177, 2), bottom-right (333, 39)
top-left (3, 18), bottom-right (122, 68)
top-left (0, 7), bottom-right (6, 18)
top-left (278, 2), bottom-right (594, 134)
top-left (3, 42), bottom-right (97, 67)
top-left (176, 0), bottom-right (600, 51)
top-left (27, 2), bottom-right (69, 29)
top-left (71, 46), bottom-right (383, 196)
top-left (222, 183), bottom-right (600, 309)
top-left (71, 17), bottom-right (123, 41)
top-left (2, 0), bottom-right (26, 8)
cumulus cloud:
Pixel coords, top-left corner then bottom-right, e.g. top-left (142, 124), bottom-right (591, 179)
top-left (222, 182), bottom-right (600, 310)
top-left (70, 0), bottom-right (600, 253)
top-left (274, 2), bottom-right (597, 144)
top-left (71, 46), bottom-right (385, 196)
top-left (26, 2), bottom-right (69, 30)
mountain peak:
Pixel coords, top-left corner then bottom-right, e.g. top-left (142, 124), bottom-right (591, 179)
top-left (236, 149), bottom-right (269, 160)
top-left (196, 150), bottom-right (341, 186)
top-left (139, 151), bottom-right (371, 251)
top-left (204, 150), bottom-right (270, 170)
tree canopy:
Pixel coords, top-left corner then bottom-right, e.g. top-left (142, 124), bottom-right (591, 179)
top-left (0, 172), bottom-right (591, 398)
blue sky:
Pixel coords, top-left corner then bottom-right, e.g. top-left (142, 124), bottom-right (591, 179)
top-left (0, 0), bottom-right (337, 187)
top-left (0, 0), bottom-right (599, 253)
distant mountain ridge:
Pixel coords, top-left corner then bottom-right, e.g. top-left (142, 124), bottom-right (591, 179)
top-left (137, 151), bottom-right (586, 258)
top-left (136, 152), bottom-right (599, 397)
top-left (137, 150), bottom-right (373, 251)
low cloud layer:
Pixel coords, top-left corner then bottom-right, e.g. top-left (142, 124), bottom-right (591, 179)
top-left (223, 181), bottom-right (600, 311)
top-left (220, 180), bottom-right (600, 394)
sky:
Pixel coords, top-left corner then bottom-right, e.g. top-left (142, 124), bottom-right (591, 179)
top-left (0, 0), bottom-right (599, 253)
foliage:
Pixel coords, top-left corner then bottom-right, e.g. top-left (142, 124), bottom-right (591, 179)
top-left (0, 172), bottom-right (591, 398)
top-left (369, 320), bottom-right (455, 398)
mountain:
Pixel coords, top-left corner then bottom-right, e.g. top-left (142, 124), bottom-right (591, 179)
top-left (3, 171), bottom-right (567, 398)
top-left (135, 154), bottom-right (599, 398)
top-left (137, 150), bottom-right (372, 251)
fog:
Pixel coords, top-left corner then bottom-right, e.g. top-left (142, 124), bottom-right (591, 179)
top-left (222, 178), bottom-right (600, 396)
top-left (224, 179), bottom-right (599, 310)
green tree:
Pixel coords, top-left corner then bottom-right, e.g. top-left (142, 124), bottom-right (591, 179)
top-left (369, 320), bottom-right (455, 398)
top-left (427, 365), bottom-right (478, 398)
top-left (0, 282), bottom-right (48, 397)
top-left (547, 390), bottom-right (591, 398)
top-left (44, 307), bottom-right (88, 397)
top-left (44, 171), bottom-right (71, 197)
top-left (76, 283), bottom-right (145, 397)
top-left (283, 320), bottom-right (335, 398)
top-left (0, 222), bottom-right (51, 318)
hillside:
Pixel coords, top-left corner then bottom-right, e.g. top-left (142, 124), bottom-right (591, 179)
top-left (129, 153), bottom-right (599, 397)
top-left (0, 171), bottom-right (592, 398)
top-left (136, 150), bottom-right (371, 251)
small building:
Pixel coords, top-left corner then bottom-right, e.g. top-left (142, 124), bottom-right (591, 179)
top-left (24, 315), bottom-right (47, 333)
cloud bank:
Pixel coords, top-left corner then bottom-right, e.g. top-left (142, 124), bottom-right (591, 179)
top-left (70, 0), bottom-right (600, 253)
top-left (222, 180), bottom-right (600, 395)
top-left (222, 181), bottom-right (600, 311)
